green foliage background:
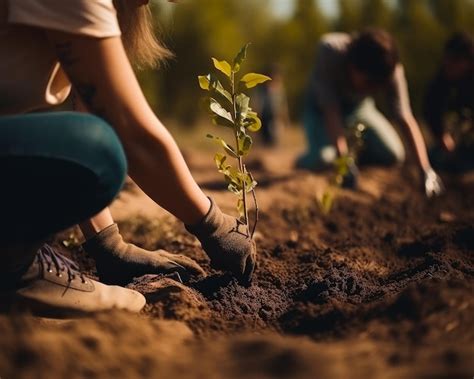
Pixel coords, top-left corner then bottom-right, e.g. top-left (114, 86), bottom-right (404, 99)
top-left (138, 0), bottom-right (474, 125)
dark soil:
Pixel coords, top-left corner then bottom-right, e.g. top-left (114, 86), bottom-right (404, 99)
top-left (127, 167), bottom-right (474, 339)
top-left (0, 155), bottom-right (473, 378)
top-left (124, 164), bottom-right (473, 378)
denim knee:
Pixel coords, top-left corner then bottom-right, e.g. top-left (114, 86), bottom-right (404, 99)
top-left (64, 113), bottom-right (127, 201)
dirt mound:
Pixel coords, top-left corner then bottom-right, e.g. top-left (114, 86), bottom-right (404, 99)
top-left (127, 275), bottom-right (211, 324)
top-left (0, 312), bottom-right (386, 379)
top-left (0, 312), bottom-right (194, 379)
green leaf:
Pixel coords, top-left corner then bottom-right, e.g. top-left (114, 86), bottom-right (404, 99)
top-left (240, 73), bottom-right (272, 89)
top-left (206, 134), bottom-right (238, 158)
top-left (214, 153), bottom-right (230, 172)
top-left (209, 98), bottom-right (233, 123)
top-left (248, 180), bottom-right (258, 193)
top-left (334, 155), bottom-right (353, 177)
top-left (225, 166), bottom-right (243, 195)
top-left (212, 58), bottom-right (232, 78)
top-left (235, 93), bottom-right (250, 123)
top-left (215, 159), bottom-right (243, 194)
top-left (212, 115), bottom-right (234, 129)
top-left (229, 167), bottom-right (242, 183)
top-left (238, 133), bottom-right (253, 156)
top-left (233, 43), bottom-right (250, 73)
top-left (228, 182), bottom-right (242, 195)
top-left (209, 75), bottom-right (232, 103)
top-left (243, 112), bottom-right (262, 132)
top-left (198, 75), bottom-right (210, 90)
top-left (242, 172), bottom-right (257, 193)
top-left (318, 190), bottom-right (334, 215)
top-left (200, 75), bottom-right (232, 103)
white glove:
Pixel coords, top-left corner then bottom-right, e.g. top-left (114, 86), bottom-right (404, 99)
top-left (423, 167), bottom-right (445, 198)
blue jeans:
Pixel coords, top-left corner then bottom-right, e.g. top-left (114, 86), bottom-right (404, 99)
top-left (0, 112), bottom-right (127, 243)
top-left (297, 98), bottom-right (406, 170)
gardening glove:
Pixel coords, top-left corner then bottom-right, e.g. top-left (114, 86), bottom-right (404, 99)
top-left (82, 223), bottom-right (206, 285)
top-left (185, 198), bottom-right (256, 285)
top-left (423, 167), bottom-right (445, 198)
top-left (341, 160), bottom-right (359, 189)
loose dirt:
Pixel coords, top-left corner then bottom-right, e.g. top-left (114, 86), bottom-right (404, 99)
top-left (0, 143), bottom-right (473, 379)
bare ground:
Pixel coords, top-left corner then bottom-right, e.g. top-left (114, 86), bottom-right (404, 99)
top-left (0, 135), bottom-right (473, 379)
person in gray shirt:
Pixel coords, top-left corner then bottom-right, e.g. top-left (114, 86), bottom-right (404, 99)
top-left (423, 32), bottom-right (474, 173)
top-left (297, 28), bottom-right (443, 197)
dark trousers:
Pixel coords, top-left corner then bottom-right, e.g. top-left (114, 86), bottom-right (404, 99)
top-left (0, 112), bottom-right (127, 244)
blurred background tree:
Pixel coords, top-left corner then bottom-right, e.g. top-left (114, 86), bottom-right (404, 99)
top-left (138, 0), bottom-right (474, 127)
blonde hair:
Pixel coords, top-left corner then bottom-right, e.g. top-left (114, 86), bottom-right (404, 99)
top-left (113, 1), bottom-right (173, 69)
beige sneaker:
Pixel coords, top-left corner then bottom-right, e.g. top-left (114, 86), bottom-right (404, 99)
top-left (0, 244), bottom-right (145, 316)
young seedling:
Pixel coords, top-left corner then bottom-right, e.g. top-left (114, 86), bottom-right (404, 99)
top-left (198, 44), bottom-right (271, 237)
top-left (318, 122), bottom-right (366, 214)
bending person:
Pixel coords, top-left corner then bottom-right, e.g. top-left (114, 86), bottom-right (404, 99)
top-left (297, 28), bottom-right (444, 197)
top-left (423, 32), bottom-right (474, 173)
top-left (0, 0), bottom-right (256, 315)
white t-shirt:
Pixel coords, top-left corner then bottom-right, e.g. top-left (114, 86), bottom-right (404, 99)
top-left (0, 0), bottom-right (121, 115)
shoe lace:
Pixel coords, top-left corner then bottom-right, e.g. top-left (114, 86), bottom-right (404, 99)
top-left (37, 244), bottom-right (87, 283)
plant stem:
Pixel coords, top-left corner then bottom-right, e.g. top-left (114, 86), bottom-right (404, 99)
top-left (231, 71), bottom-right (248, 227)
top-left (242, 161), bottom-right (248, 226)
top-left (249, 171), bottom-right (259, 238)
top-left (242, 164), bottom-right (249, 231)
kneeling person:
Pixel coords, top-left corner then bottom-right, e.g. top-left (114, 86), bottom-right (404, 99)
top-left (297, 28), bottom-right (443, 197)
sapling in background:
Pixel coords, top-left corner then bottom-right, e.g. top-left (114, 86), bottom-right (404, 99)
top-left (318, 122), bottom-right (366, 214)
top-left (198, 43), bottom-right (271, 237)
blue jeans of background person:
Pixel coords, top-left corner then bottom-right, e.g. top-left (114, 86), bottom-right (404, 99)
top-left (296, 98), bottom-right (406, 170)
top-left (0, 112), bottom-right (127, 244)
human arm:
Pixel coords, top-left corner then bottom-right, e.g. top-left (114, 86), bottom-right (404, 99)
top-left (46, 32), bottom-right (255, 281)
top-left (398, 115), bottom-right (444, 196)
top-left (68, 72), bottom-right (207, 281)
top-left (389, 65), bottom-right (444, 196)
top-left (47, 34), bottom-right (210, 224)
top-left (440, 132), bottom-right (456, 152)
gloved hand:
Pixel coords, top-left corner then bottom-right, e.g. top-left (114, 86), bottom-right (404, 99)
top-left (185, 198), bottom-right (256, 285)
top-left (82, 223), bottom-right (206, 285)
top-left (423, 167), bottom-right (445, 198)
top-left (341, 160), bottom-right (360, 189)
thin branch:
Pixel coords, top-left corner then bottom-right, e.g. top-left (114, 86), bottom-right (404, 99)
top-left (242, 164), bottom-right (249, 228)
top-left (250, 188), bottom-right (259, 239)
top-left (248, 171), bottom-right (259, 239)
top-left (231, 71), bottom-right (248, 227)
